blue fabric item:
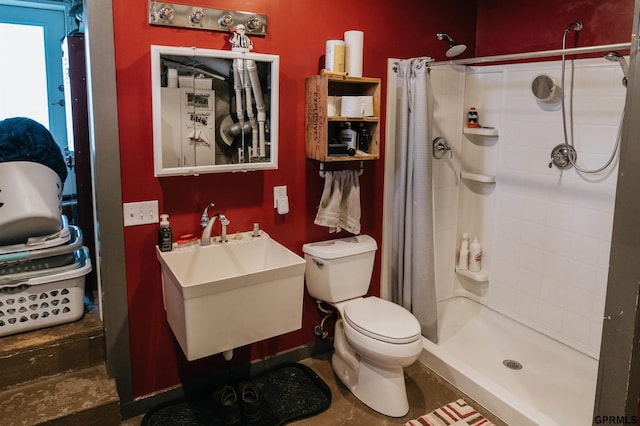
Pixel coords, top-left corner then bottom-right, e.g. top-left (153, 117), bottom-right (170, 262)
top-left (0, 117), bottom-right (68, 183)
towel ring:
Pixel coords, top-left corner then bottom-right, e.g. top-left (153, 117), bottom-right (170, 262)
top-left (318, 161), bottom-right (364, 178)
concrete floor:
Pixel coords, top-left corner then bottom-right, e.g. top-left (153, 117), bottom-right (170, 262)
top-left (122, 352), bottom-right (507, 425)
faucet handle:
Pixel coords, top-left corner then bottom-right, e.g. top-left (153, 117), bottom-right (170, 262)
top-left (215, 212), bottom-right (230, 225)
top-left (201, 203), bottom-right (215, 228)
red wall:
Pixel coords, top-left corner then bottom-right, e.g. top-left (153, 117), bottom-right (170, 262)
top-left (476, 0), bottom-right (634, 58)
top-left (112, 0), bottom-right (477, 397)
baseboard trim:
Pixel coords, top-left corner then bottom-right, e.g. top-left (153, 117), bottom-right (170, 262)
top-left (119, 339), bottom-right (334, 420)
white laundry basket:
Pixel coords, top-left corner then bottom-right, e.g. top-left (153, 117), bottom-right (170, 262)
top-left (0, 161), bottom-right (63, 246)
top-left (0, 247), bottom-right (91, 337)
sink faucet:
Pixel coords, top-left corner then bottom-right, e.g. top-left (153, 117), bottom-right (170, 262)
top-left (201, 203), bottom-right (216, 246)
top-left (200, 203), bottom-right (231, 245)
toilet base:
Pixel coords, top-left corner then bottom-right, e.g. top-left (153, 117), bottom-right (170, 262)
top-left (332, 352), bottom-right (410, 417)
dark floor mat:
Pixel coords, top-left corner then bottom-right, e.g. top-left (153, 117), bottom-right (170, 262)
top-left (142, 363), bottom-right (331, 426)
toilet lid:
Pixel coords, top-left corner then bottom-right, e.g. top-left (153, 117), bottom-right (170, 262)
top-left (343, 297), bottom-right (421, 344)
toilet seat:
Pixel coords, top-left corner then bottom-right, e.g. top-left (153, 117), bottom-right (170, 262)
top-left (344, 297), bottom-right (421, 344)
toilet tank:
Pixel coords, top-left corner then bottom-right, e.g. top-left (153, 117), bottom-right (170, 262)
top-left (302, 235), bottom-right (377, 303)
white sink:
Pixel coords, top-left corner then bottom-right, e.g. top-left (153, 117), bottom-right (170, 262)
top-left (156, 230), bottom-right (306, 361)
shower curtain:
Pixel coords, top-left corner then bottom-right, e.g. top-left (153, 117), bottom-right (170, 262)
top-left (391, 58), bottom-right (438, 343)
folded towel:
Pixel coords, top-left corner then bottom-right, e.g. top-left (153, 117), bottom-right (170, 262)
top-left (314, 170), bottom-right (361, 234)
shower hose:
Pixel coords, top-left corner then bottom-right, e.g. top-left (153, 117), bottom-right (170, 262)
top-left (560, 25), bottom-right (625, 174)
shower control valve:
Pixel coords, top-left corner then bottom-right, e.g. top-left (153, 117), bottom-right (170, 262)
top-left (433, 137), bottom-right (452, 160)
top-left (549, 144), bottom-right (577, 170)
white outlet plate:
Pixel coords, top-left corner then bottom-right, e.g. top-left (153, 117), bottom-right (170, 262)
top-left (273, 185), bottom-right (287, 208)
top-left (123, 200), bottom-right (159, 226)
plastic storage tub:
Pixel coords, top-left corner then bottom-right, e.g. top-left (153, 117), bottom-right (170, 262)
top-left (0, 220), bottom-right (82, 277)
top-left (0, 246), bottom-right (91, 337)
top-left (0, 161), bottom-right (63, 246)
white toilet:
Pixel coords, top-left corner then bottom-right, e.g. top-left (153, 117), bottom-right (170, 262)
top-left (302, 235), bottom-right (423, 417)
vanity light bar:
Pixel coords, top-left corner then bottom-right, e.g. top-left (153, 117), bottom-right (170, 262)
top-left (148, 1), bottom-right (267, 35)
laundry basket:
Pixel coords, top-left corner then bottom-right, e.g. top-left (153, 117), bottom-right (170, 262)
top-left (0, 246), bottom-right (91, 337)
top-left (0, 161), bottom-right (63, 246)
top-left (0, 219), bottom-right (81, 277)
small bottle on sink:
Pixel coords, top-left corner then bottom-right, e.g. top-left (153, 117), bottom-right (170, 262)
top-left (158, 214), bottom-right (173, 252)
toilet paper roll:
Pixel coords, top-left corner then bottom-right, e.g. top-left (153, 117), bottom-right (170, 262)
top-left (360, 96), bottom-right (374, 117)
top-left (344, 30), bottom-right (364, 77)
top-left (340, 96), bottom-right (373, 118)
top-left (327, 96), bottom-right (342, 117)
top-left (167, 68), bottom-right (178, 88)
top-left (325, 40), bottom-right (345, 72)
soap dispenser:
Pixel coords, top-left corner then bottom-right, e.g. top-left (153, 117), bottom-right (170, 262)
top-left (158, 214), bottom-right (173, 252)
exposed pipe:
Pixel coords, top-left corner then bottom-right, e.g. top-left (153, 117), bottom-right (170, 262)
top-left (232, 59), bottom-right (244, 130)
top-left (242, 60), bottom-right (258, 156)
top-left (228, 58), bottom-right (267, 159)
top-left (246, 59), bottom-right (267, 157)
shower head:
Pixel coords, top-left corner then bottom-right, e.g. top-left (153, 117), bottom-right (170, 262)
top-left (565, 20), bottom-right (584, 32)
top-left (436, 32), bottom-right (467, 58)
top-left (604, 52), bottom-right (629, 87)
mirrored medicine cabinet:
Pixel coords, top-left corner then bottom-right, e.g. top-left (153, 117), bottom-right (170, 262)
top-left (151, 45), bottom-right (279, 176)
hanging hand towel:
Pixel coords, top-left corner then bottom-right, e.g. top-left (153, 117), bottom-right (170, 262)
top-left (314, 169), bottom-right (361, 234)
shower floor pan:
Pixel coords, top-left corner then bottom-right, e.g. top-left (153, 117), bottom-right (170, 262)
top-left (419, 296), bottom-right (597, 426)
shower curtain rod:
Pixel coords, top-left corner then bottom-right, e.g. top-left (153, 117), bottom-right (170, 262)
top-left (430, 42), bottom-right (631, 66)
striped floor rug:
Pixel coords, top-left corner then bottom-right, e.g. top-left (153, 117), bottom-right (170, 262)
top-left (404, 399), bottom-right (496, 426)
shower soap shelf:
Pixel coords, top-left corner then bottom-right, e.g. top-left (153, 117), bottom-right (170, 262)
top-left (463, 127), bottom-right (499, 137)
top-left (455, 267), bottom-right (489, 282)
top-left (461, 171), bottom-right (496, 184)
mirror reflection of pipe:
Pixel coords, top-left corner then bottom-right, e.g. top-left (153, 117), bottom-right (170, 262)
top-left (232, 59), bottom-right (245, 130)
top-left (228, 58), bottom-right (267, 159)
top-left (224, 120), bottom-right (252, 138)
top-left (242, 60), bottom-right (258, 155)
top-left (247, 59), bottom-right (267, 157)
top-left (162, 57), bottom-right (228, 82)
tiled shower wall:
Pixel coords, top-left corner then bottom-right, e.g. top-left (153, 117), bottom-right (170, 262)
top-left (435, 58), bottom-right (626, 359)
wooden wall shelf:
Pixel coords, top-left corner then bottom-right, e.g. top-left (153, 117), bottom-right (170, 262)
top-left (305, 75), bottom-right (381, 162)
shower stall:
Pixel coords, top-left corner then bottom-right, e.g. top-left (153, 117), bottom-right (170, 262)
top-left (384, 37), bottom-right (631, 425)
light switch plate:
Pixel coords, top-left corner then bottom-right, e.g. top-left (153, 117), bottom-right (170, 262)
top-left (123, 200), bottom-right (159, 226)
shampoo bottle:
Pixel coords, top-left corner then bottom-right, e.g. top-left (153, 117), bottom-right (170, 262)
top-left (457, 233), bottom-right (469, 270)
top-left (357, 123), bottom-right (369, 153)
top-left (158, 214), bottom-right (173, 252)
top-left (467, 107), bottom-right (479, 128)
top-left (469, 236), bottom-right (482, 272)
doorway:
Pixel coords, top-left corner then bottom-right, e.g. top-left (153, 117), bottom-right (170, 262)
top-left (0, 1), bottom-right (76, 197)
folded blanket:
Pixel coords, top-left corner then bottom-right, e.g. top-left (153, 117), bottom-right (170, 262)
top-left (314, 169), bottom-right (360, 234)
